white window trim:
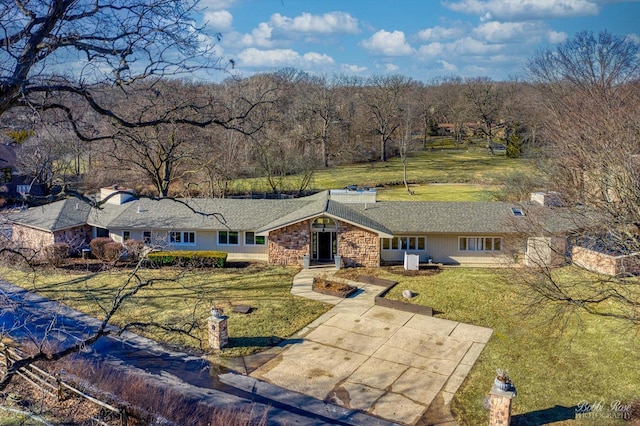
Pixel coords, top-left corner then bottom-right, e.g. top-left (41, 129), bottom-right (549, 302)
top-left (218, 230), bottom-right (239, 246)
top-left (381, 236), bottom-right (426, 251)
top-left (458, 236), bottom-right (502, 252)
top-left (169, 231), bottom-right (196, 246)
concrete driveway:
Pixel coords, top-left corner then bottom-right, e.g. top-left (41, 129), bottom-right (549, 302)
top-left (246, 268), bottom-right (493, 425)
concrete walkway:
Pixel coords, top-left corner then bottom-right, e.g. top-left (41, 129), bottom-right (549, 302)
top-left (244, 267), bottom-right (493, 425)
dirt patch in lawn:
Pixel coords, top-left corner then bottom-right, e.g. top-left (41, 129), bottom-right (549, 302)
top-left (336, 265), bottom-right (442, 281)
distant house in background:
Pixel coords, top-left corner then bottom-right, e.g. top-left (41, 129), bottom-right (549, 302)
top-left (10, 186), bottom-right (576, 268)
top-left (436, 122), bottom-right (508, 141)
top-left (0, 143), bottom-right (46, 202)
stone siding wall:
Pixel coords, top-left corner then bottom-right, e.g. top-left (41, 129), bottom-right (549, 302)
top-left (12, 224), bottom-right (92, 257)
top-left (12, 224), bottom-right (54, 251)
top-left (572, 246), bottom-right (640, 276)
top-left (268, 220), bottom-right (310, 266)
top-left (54, 225), bottom-right (92, 248)
top-left (337, 222), bottom-right (380, 267)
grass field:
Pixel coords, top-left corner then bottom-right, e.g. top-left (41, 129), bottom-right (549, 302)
top-left (343, 266), bottom-right (639, 425)
top-left (375, 183), bottom-right (499, 201)
top-left (311, 148), bottom-right (530, 189)
top-left (0, 265), bottom-right (330, 358)
top-left (229, 147), bottom-right (534, 201)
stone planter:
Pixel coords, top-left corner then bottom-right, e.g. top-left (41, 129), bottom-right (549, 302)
top-left (494, 377), bottom-right (512, 391)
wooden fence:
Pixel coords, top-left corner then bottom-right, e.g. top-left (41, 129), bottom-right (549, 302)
top-left (0, 344), bottom-right (128, 426)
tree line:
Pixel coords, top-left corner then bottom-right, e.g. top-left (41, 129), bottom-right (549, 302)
top-left (3, 71), bottom-right (539, 198)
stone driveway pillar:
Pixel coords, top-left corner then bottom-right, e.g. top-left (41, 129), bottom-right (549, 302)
top-left (489, 380), bottom-right (516, 425)
top-left (208, 307), bottom-right (228, 350)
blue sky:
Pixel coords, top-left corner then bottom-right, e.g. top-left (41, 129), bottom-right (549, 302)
top-left (196, 0), bottom-right (640, 82)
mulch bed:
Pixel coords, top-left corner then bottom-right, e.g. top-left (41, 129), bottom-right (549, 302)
top-left (336, 265), bottom-right (442, 281)
top-left (312, 277), bottom-right (358, 298)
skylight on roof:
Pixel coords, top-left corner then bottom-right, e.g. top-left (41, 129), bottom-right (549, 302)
top-left (511, 207), bottom-right (525, 217)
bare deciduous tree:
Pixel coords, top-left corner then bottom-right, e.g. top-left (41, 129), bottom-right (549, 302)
top-left (433, 76), bottom-right (471, 149)
top-left (518, 30), bottom-right (640, 328)
top-left (465, 77), bottom-right (505, 147)
top-left (365, 75), bottom-right (413, 162)
top-left (0, 0), bottom-right (219, 125)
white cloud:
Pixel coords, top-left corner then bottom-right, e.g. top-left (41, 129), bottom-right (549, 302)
top-left (237, 48), bottom-right (334, 68)
top-left (418, 42), bottom-right (444, 57)
top-left (438, 60), bottom-right (458, 72)
top-left (342, 64), bottom-right (368, 73)
top-left (270, 12), bottom-right (359, 35)
top-left (302, 52), bottom-right (335, 64)
top-left (385, 63), bottom-right (400, 72)
top-left (546, 30), bottom-right (568, 43)
top-left (361, 30), bottom-right (414, 56)
top-left (473, 21), bottom-right (544, 43)
top-left (204, 10), bottom-right (233, 30)
top-left (416, 36), bottom-right (503, 61)
top-left (417, 26), bottom-right (465, 42)
top-left (239, 22), bottom-right (274, 48)
top-left (443, 0), bottom-right (600, 20)
top-left (473, 21), bottom-right (569, 46)
top-left (450, 37), bottom-right (505, 55)
top-left (463, 64), bottom-right (490, 75)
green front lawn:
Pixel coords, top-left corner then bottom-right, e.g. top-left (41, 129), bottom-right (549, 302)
top-left (0, 265), bottom-right (331, 357)
top-left (342, 267), bottom-right (639, 425)
top-left (4, 261), bottom-right (636, 424)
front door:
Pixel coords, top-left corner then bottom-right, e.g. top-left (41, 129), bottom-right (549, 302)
top-left (313, 231), bottom-right (336, 260)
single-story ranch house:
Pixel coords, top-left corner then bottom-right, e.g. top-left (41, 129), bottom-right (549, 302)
top-left (10, 186), bottom-right (575, 268)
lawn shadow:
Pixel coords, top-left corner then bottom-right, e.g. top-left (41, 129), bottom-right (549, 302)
top-left (347, 288), bottom-right (365, 298)
top-left (512, 405), bottom-right (577, 425)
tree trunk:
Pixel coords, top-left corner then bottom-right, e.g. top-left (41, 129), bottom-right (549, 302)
top-left (321, 124), bottom-right (329, 168)
top-left (380, 134), bottom-right (387, 162)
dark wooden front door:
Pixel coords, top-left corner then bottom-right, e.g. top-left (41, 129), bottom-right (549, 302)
top-left (318, 232), bottom-right (332, 260)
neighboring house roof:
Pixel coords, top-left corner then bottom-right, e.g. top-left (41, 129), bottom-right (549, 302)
top-left (10, 192), bottom-right (578, 236)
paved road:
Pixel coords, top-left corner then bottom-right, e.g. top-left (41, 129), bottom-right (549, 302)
top-left (0, 280), bottom-right (395, 425)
